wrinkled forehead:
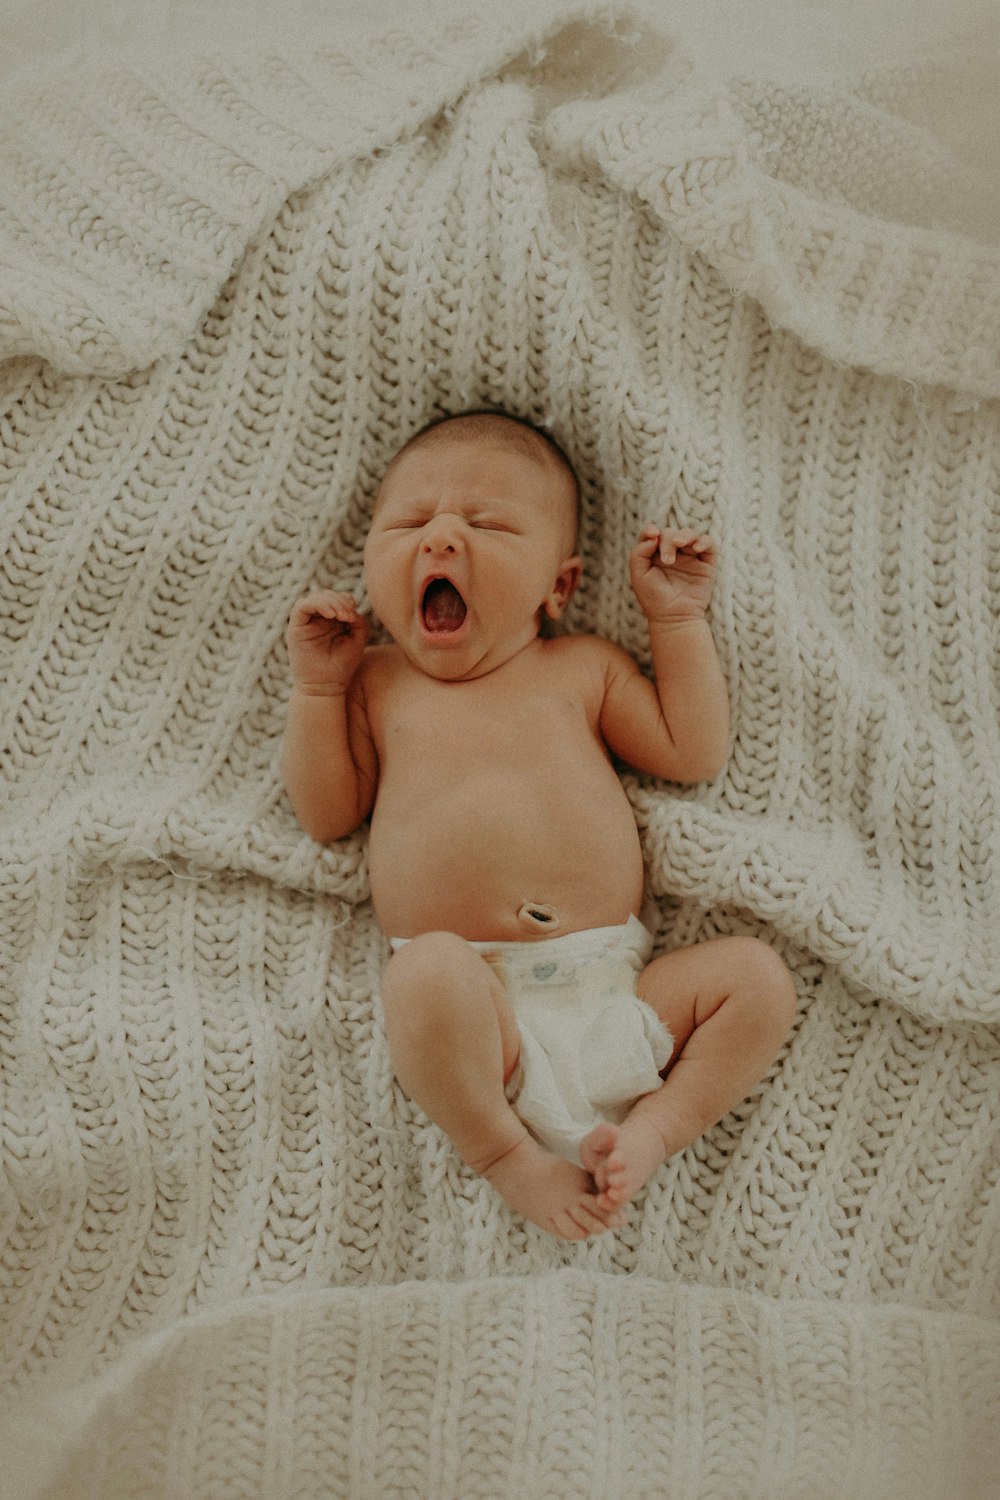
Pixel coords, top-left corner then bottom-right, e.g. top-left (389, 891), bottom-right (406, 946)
top-left (373, 435), bottom-right (578, 542)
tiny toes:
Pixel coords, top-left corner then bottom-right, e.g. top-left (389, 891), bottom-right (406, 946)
top-left (565, 1212), bottom-right (607, 1240)
top-left (551, 1210), bottom-right (590, 1240)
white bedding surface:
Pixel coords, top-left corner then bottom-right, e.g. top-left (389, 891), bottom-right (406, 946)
top-left (1, 0), bottom-right (994, 80)
top-left (1, 2), bottom-right (998, 1495)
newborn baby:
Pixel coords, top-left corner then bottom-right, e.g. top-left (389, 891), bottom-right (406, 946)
top-left (282, 410), bottom-right (796, 1239)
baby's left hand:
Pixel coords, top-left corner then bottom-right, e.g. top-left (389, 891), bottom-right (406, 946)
top-left (630, 526), bottom-right (717, 623)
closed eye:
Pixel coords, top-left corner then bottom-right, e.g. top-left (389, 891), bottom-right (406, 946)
top-left (381, 513), bottom-right (517, 533)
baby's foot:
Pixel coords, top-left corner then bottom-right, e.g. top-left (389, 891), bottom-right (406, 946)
top-left (480, 1132), bottom-right (628, 1240)
top-left (579, 1118), bottom-right (666, 1213)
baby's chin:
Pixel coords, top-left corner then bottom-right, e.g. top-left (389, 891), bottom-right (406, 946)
top-left (400, 626), bottom-right (542, 681)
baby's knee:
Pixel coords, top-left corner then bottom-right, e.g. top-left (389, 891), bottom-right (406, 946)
top-left (730, 937), bottom-right (796, 1015)
top-left (382, 930), bottom-right (474, 1013)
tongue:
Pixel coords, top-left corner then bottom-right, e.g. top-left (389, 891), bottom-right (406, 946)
top-left (423, 579), bottom-right (467, 633)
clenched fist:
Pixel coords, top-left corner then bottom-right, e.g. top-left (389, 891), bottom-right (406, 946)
top-left (286, 590), bottom-right (369, 696)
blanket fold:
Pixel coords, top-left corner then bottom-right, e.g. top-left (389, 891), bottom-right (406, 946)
top-left (3, 1269), bottom-right (999, 1500)
top-left (0, 3), bottom-right (647, 378)
top-left (2, 4), bottom-right (999, 1496)
top-left (543, 49), bottom-right (1000, 396)
top-left (3, 7), bottom-right (998, 392)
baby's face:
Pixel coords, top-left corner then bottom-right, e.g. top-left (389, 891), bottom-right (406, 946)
top-left (364, 440), bottom-right (581, 681)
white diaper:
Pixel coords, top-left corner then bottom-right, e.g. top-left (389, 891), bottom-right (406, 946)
top-left (392, 916), bottom-right (672, 1168)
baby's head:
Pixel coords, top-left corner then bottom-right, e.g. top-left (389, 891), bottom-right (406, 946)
top-left (364, 410), bottom-right (582, 681)
top-left (375, 410), bottom-right (579, 547)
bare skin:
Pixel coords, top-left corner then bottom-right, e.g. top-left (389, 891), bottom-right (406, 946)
top-left (281, 423), bottom-right (797, 1238)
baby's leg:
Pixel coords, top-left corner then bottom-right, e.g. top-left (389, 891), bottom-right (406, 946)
top-left (381, 931), bottom-right (626, 1240)
top-left (581, 936), bottom-right (797, 1212)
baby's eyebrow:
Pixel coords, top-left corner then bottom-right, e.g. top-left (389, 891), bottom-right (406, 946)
top-left (469, 496), bottom-right (523, 512)
top-left (384, 492), bottom-right (524, 515)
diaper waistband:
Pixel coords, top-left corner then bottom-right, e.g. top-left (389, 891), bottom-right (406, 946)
top-left (389, 914), bottom-right (654, 975)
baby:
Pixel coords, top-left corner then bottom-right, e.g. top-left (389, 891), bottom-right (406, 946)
top-left (282, 410), bottom-right (796, 1240)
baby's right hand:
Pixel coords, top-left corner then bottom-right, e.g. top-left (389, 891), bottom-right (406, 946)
top-left (286, 590), bottom-right (370, 695)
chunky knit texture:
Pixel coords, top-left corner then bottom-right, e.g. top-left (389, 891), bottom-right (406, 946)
top-left (1, 4), bottom-right (999, 1496)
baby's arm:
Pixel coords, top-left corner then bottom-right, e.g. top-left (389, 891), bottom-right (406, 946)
top-left (599, 528), bottom-right (729, 782)
top-left (281, 590), bottom-right (377, 841)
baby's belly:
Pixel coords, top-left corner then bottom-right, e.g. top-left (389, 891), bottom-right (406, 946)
top-left (367, 769), bottom-right (646, 942)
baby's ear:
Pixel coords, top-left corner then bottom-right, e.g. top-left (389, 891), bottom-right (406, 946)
top-left (543, 556), bottom-right (583, 619)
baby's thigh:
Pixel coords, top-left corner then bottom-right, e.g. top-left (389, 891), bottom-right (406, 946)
top-left (635, 935), bottom-right (780, 1064)
top-left (382, 932), bottom-right (522, 1082)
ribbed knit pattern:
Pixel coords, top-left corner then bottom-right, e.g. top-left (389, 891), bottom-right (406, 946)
top-left (1, 5), bottom-right (998, 1497)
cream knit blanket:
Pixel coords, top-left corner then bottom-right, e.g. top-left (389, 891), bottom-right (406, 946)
top-left (2, 4), bottom-right (999, 1496)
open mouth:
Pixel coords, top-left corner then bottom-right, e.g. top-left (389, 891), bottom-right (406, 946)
top-left (421, 577), bottom-right (468, 634)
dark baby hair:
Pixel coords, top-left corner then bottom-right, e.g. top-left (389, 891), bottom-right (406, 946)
top-left (378, 408), bottom-right (580, 547)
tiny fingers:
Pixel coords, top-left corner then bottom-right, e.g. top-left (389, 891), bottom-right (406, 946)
top-left (292, 589), bottom-right (360, 623)
top-left (323, 590), bottom-right (359, 616)
top-left (644, 528), bottom-right (716, 563)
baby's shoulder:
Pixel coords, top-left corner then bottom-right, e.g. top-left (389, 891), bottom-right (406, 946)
top-left (543, 631), bottom-right (632, 676)
top-left (539, 632), bottom-right (636, 700)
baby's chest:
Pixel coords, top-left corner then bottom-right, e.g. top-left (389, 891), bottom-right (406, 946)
top-left (381, 683), bottom-right (593, 764)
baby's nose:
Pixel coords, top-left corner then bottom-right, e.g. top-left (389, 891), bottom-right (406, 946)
top-left (420, 517), bottom-right (462, 553)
